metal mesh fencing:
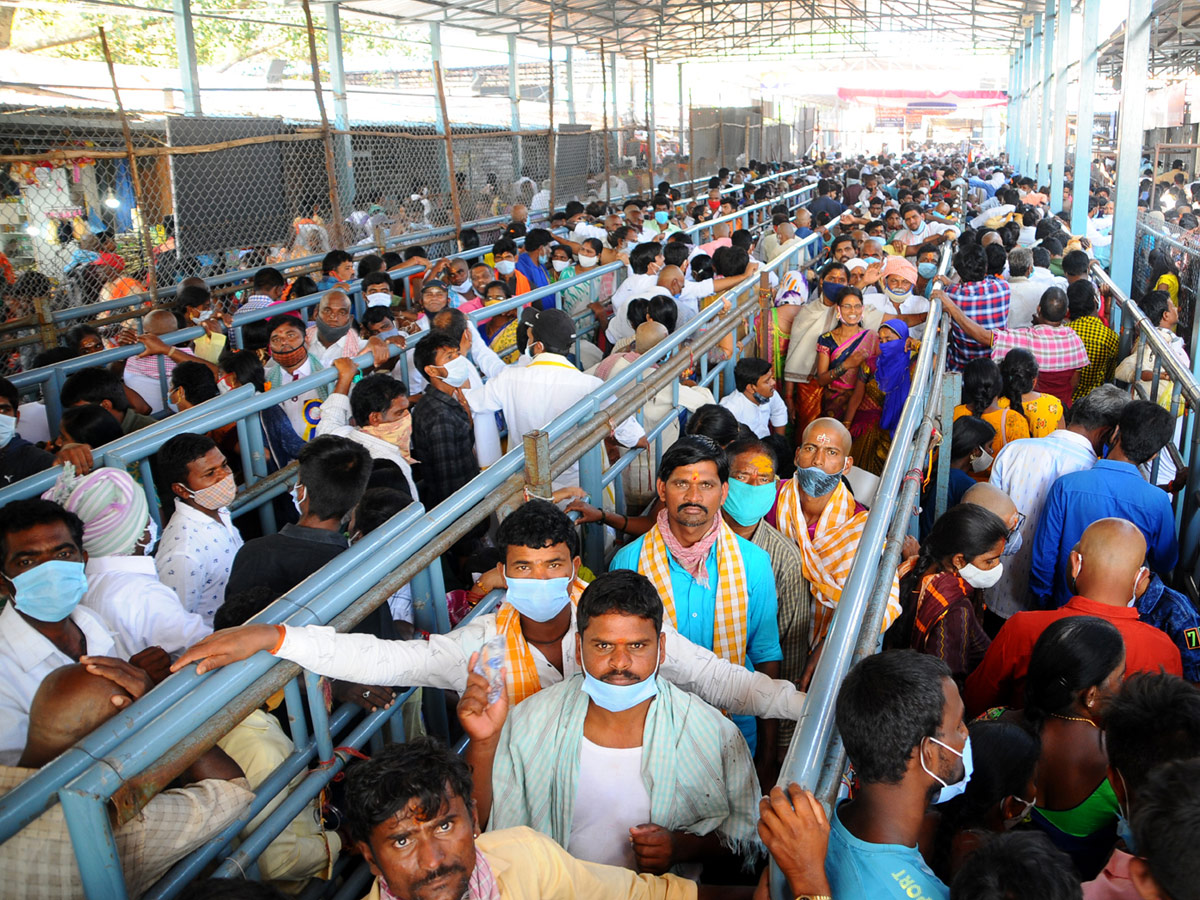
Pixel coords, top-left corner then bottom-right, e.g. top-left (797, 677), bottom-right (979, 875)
top-left (1133, 212), bottom-right (1200, 350)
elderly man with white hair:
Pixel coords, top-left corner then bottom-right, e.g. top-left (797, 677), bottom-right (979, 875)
top-left (43, 465), bottom-right (211, 656)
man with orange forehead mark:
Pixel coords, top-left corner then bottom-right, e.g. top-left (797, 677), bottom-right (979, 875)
top-left (774, 417), bottom-right (902, 687)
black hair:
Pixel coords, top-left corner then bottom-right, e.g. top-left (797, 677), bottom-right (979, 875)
top-left (730, 229), bottom-right (753, 250)
top-left (1062, 249), bottom-right (1089, 278)
top-left (686, 403), bottom-right (741, 448)
top-left (658, 435), bottom-right (729, 484)
top-left (662, 242), bottom-right (690, 269)
top-left (1147, 248), bottom-right (1179, 291)
top-left (213, 586), bottom-right (278, 631)
top-left (1031, 247), bottom-right (1051, 269)
top-left (343, 737), bottom-right (474, 845)
top-left (950, 415), bottom-right (996, 462)
top-left (413, 330), bottom-right (460, 382)
top-left (495, 497), bottom-right (579, 560)
top-left (624, 297), bottom-right (651, 330)
top-left (961, 357), bottom-right (1004, 416)
top-left (835, 650), bottom-right (952, 785)
top-left (361, 306), bottom-right (394, 333)
top-left (999, 347), bottom-right (1038, 412)
top-left (492, 238), bottom-right (519, 259)
top-left (296, 435), bottom-right (372, 522)
top-left (1136, 289), bottom-right (1171, 328)
top-left (170, 361), bottom-right (218, 407)
top-left (712, 245), bottom-right (750, 278)
top-left (948, 831), bottom-right (1082, 900)
top-left (176, 283), bottom-right (212, 315)
top-left (63, 324), bottom-right (103, 354)
top-left (155, 432), bottom-right (218, 516)
top-left (1116, 399), bottom-right (1175, 465)
top-left (629, 242), bottom-right (663, 275)
top-left (357, 254), bottom-right (384, 280)
top-left (431, 308), bottom-right (468, 345)
top-left (267, 314), bottom-right (305, 340)
top-left (349, 373), bottom-right (406, 426)
top-left (1131, 758), bottom-right (1200, 900)
top-left (1037, 286), bottom-right (1068, 323)
top-left (524, 227), bottom-right (555, 253)
top-left (320, 249), bottom-right (352, 276)
top-left (953, 245), bottom-right (988, 283)
top-left (829, 234), bottom-right (856, 256)
top-left (1066, 280), bottom-right (1097, 319)
top-left (1105, 672), bottom-right (1200, 801)
top-left (253, 267), bottom-right (286, 292)
top-left (734, 357), bottom-right (772, 393)
top-left (932, 720), bottom-right (1041, 876)
top-left (1024, 616), bottom-right (1124, 725)
top-left (689, 253), bottom-right (714, 283)
top-left (915, 503), bottom-right (1009, 581)
top-left (0, 375), bottom-right (18, 410)
top-left (984, 243), bottom-right (1007, 277)
top-left (726, 434), bottom-right (777, 472)
top-left (61, 367), bottom-right (128, 412)
top-left (576, 569), bottom-right (664, 635)
top-left (646, 295), bottom-right (677, 333)
top-left (361, 271), bottom-right (394, 295)
top-left (459, 228), bottom-right (480, 251)
top-left (353, 486), bottom-right (414, 537)
top-left (0, 498), bottom-right (85, 562)
top-left (218, 350), bottom-right (266, 393)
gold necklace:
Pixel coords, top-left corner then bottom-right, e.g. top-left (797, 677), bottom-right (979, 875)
top-left (1049, 712), bottom-right (1098, 729)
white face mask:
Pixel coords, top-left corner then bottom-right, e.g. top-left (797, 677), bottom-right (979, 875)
top-left (1129, 565), bottom-right (1148, 607)
top-left (958, 560), bottom-right (1004, 590)
top-left (577, 254), bottom-right (599, 269)
top-left (451, 280), bottom-right (473, 295)
top-left (496, 259), bottom-right (517, 276)
top-left (551, 259), bottom-right (570, 273)
top-left (970, 446), bottom-right (994, 473)
top-left (440, 354), bottom-right (472, 388)
top-left (365, 291), bottom-right (392, 308)
top-left (290, 482), bottom-right (306, 516)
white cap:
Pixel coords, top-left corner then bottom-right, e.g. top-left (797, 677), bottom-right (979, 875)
top-left (845, 257), bottom-right (868, 272)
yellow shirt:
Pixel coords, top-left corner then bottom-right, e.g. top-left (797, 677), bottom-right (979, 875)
top-left (359, 827), bottom-right (696, 900)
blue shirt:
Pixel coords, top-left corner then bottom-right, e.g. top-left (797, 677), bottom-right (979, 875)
top-left (825, 802), bottom-right (949, 900)
top-left (808, 196), bottom-right (846, 221)
top-left (316, 275), bottom-right (341, 292)
top-left (1030, 459), bottom-right (1179, 608)
top-left (611, 531), bottom-right (782, 752)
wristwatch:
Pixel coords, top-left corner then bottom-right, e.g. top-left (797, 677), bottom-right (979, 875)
top-left (795, 895), bottom-right (832, 900)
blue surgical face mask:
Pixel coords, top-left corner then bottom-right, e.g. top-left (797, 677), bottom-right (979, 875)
top-left (1002, 529), bottom-right (1023, 557)
top-left (822, 282), bottom-right (844, 302)
top-left (795, 464), bottom-right (842, 497)
top-left (11, 559), bottom-right (88, 623)
top-left (923, 735), bottom-right (974, 805)
top-left (654, 210), bottom-right (670, 225)
top-left (917, 261), bottom-right (938, 279)
top-left (581, 654), bottom-right (660, 712)
top-left (0, 412), bottom-right (14, 449)
top-left (723, 477), bottom-right (778, 527)
top-left (503, 568), bottom-right (574, 622)
top-left (863, 256), bottom-right (881, 266)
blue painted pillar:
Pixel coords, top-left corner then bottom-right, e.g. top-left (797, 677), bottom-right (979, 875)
top-left (509, 35), bottom-right (522, 180)
top-left (1050, 0), bottom-right (1070, 211)
top-left (1038, 0), bottom-right (1056, 189)
top-left (1111, 0), bottom-right (1153, 296)
top-left (1071, 0), bottom-right (1102, 236)
top-left (326, 3), bottom-right (355, 206)
top-left (172, 0), bottom-right (202, 116)
top-left (1028, 18), bottom-right (1042, 178)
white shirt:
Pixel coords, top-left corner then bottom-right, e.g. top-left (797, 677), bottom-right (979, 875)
top-left (15, 401), bottom-right (49, 446)
top-left (896, 221), bottom-right (955, 247)
top-left (123, 362), bottom-right (172, 415)
top-left (155, 503), bottom-right (244, 628)
top-left (275, 604), bottom-right (804, 720)
top-left (1005, 276), bottom-right (1046, 330)
top-left (864, 290), bottom-right (930, 317)
top-left (1030, 267), bottom-right (1068, 291)
top-left (719, 390), bottom-right (787, 438)
top-left (570, 739), bottom-right (650, 868)
top-left (988, 429), bottom-right (1098, 618)
top-left (305, 329), bottom-right (358, 367)
top-left (1017, 226), bottom-right (1038, 248)
top-left (606, 273), bottom-right (663, 343)
top-left (676, 278), bottom-right (715, 327)
top-left (571, 222), bottom-right (609, 243)
top-left (83, 555), bottom-right (211, 656)
top-left (0, 602), bottom-right (125, 764)
top-left (278, 358), bottom-right (322, 439)
top-left (313, 393), bottom-right (420, 497)
top-left (464, 353), bottom-right (646, 488)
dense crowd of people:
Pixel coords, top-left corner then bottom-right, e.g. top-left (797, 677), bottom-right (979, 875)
top-left (0, 152), bottom-right (1197, 900)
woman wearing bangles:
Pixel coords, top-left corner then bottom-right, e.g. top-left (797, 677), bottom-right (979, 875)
top-left (814, 288), bottom-right (880, 457)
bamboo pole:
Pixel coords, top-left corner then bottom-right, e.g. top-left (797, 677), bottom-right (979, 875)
top-left (299, 0), bottom-right (344, 250)
top-left (547, 8), bottom-right (556, 216)
top-left (98, 27), bottom-right (158, 304)
top-left (433, 61), bottom-right (463, 233)
top-left (601, 38), bottom-right (611, 206)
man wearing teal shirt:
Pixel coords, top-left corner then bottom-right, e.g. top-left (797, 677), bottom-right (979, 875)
top-left (611, 437), bottom-right (782, 755)
top-left (825, 651), bottom-right (965, 900)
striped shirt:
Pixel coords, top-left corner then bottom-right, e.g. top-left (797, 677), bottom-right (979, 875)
top-left (987, 429), bottom-right (1097, 618)
top-left (750, 519), bottom-right (812, 753)
top-left (946, 277), bottom-right (1011, 371)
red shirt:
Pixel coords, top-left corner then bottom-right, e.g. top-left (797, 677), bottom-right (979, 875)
top-left (963, 595), bottom-right (1183, 718)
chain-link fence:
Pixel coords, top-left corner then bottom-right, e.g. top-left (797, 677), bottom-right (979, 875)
top-left (0, 3), bottom-right (817, 372)
top-left (1133, 211), bottom-right (1200, 355)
